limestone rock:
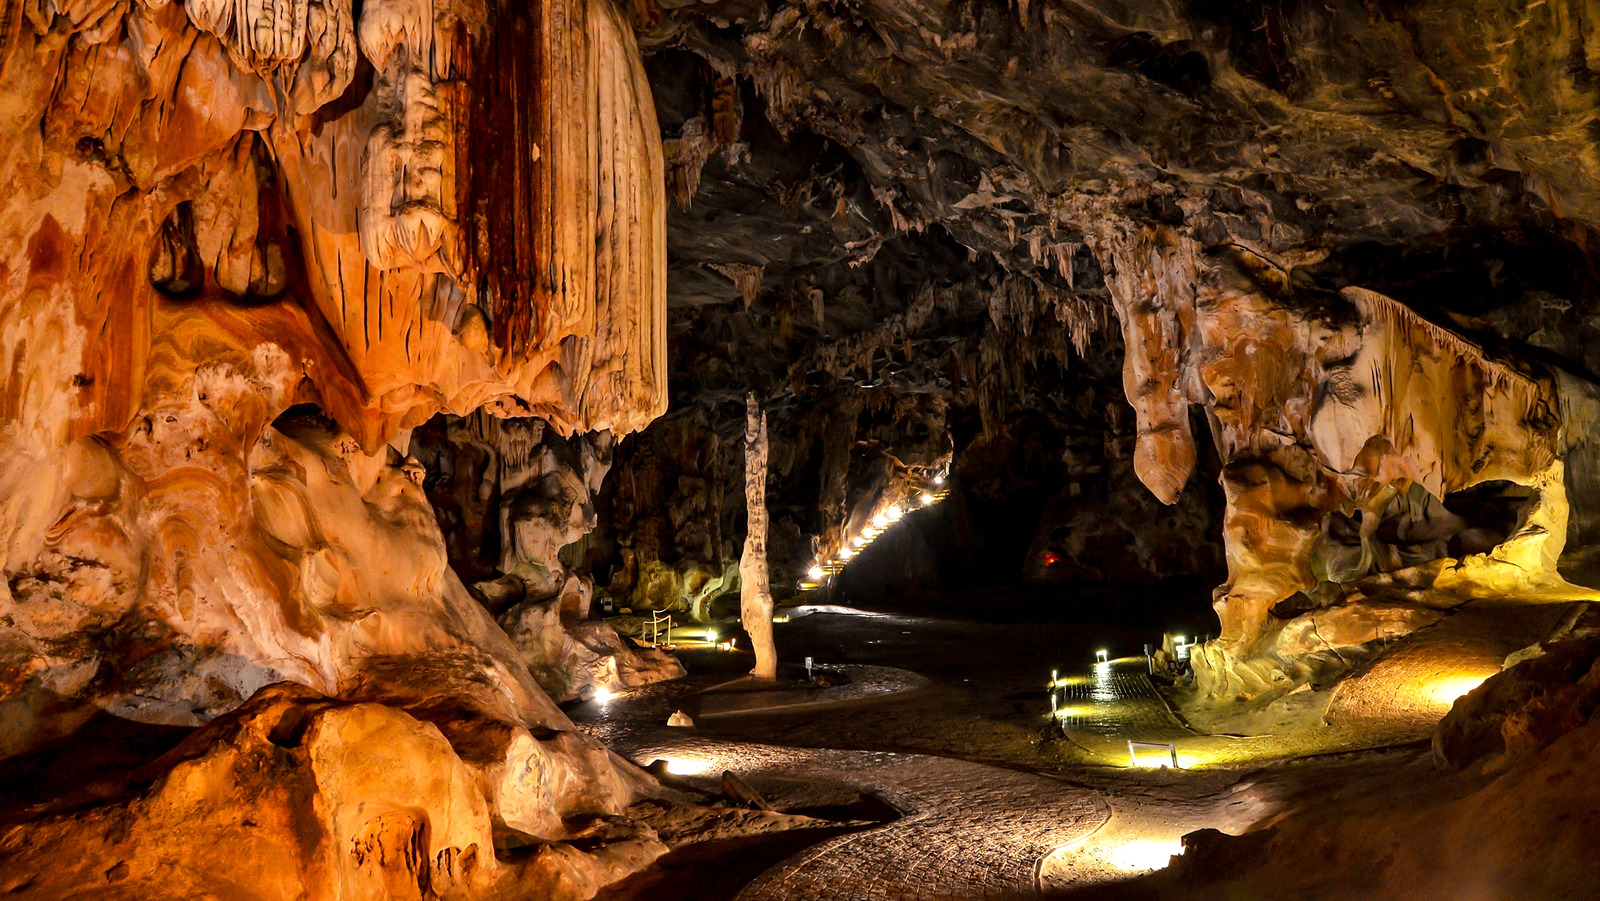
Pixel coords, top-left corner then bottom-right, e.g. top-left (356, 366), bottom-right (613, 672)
top-left (0, 683), bottom-right (665, 900)
top-left (1433, 637), bottom-right (1600, 772)
top-left (0, 0), bottom-right (672, 892)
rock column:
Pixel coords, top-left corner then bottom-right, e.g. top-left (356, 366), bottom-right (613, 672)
top-left (740, 393), bottom-right (778, 680)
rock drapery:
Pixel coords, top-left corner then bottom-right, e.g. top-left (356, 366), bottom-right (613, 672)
top-left (1097, 229), bottom-right (1582, 697)
top-left (0, 0), bottom-right (672, 893)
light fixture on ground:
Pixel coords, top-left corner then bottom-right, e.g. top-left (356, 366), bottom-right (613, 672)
top-left (1107, 839), bottom-right (1184, 873)
top-left (1095, 649), bottom-right (1109, 663)
top-left (593, 687), bottom-right (614, 704)
top-left (664, 758), bottom-right (709, 776)
top-left (807, 564), bottom-right (824, 580)
top-left (1424, 672), bottom-right (1497, 708)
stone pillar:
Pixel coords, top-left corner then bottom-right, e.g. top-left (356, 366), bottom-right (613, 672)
top-left (740, 393), bottom-right (778, 680)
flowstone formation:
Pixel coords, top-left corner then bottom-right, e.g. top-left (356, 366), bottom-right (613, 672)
top-left (1102, 231), bottom-right (1585, 698)
top-left (0, 0), bottom-right (676, 894)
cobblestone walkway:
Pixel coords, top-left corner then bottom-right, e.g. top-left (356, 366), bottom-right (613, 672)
top-left (597, 732), bottom-right (1106, 901)
top-left (1324, 600), bottom-right (1573, 739)
top-left (1052, 663), bottom-right (1189, 742)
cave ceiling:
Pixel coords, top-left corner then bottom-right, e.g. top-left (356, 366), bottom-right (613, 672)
top-left (640, 0), bottom-right (1600, 408)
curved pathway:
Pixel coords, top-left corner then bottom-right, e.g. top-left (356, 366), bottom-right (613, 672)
top-left (582, 671), bottom-right (1107, 901)
top-left (617, 736), bottom-right (1106, 901)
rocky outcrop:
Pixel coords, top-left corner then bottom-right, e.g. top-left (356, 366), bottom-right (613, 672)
top-left (1434, 635), bottom-right (1600, 772)
top-left (408, 411), bottom-right (686, 703)
top-left (0, 683), bottom-right (664, 901)
top-left (498, 596), bottom-right (685, 703)
top-left (1096, 231), bottom-right (1583, 697)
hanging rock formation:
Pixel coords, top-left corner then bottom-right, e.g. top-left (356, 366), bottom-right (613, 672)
top-left (1098, 229), bottom-right (1579, 697)
top-left (0, 0), bottom-right (670, 892)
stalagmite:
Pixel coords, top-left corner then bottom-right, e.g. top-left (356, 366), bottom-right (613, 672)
top-left (740, 392), bottom-right (778, 680)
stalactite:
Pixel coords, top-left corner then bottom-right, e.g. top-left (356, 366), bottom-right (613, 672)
top-left (663, 116), bottom-right (716, 210)
top-left (711, 262), bottom-right (763, 310)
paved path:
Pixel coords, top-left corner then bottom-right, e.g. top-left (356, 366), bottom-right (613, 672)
top-left (605, 734), bottom-right (1106, 901)
top-left (698, 665), bottom-right (933, 718)
top-left (1324, 600), bottom-right (1572, 738)
top-left (582, 675), bottom-right (1107, 901)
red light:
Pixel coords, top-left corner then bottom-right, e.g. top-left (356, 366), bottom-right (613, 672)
top-left (1040, 551), bottom-right (1061, 567)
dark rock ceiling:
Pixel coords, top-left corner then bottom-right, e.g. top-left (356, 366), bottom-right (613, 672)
top-left (638, 0), bottom-right (1600, 392)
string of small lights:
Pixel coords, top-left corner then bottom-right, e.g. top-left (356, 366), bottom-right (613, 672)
top-left (798, 470), bottom-right (950, 590)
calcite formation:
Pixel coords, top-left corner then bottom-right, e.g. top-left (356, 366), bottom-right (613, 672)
top-left (1092, 227), bottom-right (1584, 696)
top-left (740, 393), bottom-right (777, 679)
top-left (0, 684), bottom-right (665, 900)
top-left (0, 0), bottom-right (670, 893)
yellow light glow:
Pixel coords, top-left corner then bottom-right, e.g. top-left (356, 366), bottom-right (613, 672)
top-left (1107, 839), bottom-right (1183, 872)
top-left (1128, 746), bottom-right (1179, 768)
top-left (1095, 649), bottom-right (1109, 662)
top-left (886, 504), bottom-right (904, 520)
top-left (1425, 673), bottom-right (1496, 708)
top-left (934, 474), bottom-right (945, 485)
top-left (807, 565), bottom-right (824, 580)
top-left (593, 687), bottom-right (614, 704)
top-left (920, 492), bottom-right (936, 506)
top-left (664, 758), bottom-right (709, 776)
top-left (840, 548), bottom-right (855, 560)
top-left (706, 629), bottom-right (718, 644)
top-left (852, 535), bottom-right (868, 547)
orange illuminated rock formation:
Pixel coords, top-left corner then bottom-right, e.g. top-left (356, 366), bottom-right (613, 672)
top-left (1097, 227), bottom-right (1583, 698)
top-left (0, 0), bottom-right (668, 893)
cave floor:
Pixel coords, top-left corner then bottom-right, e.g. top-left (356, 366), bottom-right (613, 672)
top-left (572, 588), bottom-right (1492, 900)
